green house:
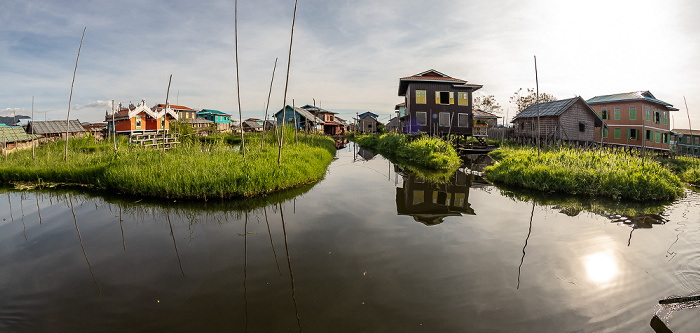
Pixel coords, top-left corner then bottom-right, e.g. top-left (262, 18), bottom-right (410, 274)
top-left (197, 109), bottom-right (232, 132)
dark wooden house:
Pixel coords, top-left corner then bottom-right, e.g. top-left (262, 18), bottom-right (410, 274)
top-left (398, 69), bottom-right (482, 136)
top-left (512, 96), bottom-right (603, 144)
top-left (357, 112), bottom-right (379, 134)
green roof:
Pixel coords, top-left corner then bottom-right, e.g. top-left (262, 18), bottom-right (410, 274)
top-left (0, 126), bottom-right (41, 143)
top-left (198, 109), bottom-right (231, 116)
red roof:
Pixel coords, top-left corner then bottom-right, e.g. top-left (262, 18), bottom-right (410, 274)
top-left (155, 104), bottom-right (193, 110)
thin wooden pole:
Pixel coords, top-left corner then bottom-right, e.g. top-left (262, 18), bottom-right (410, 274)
top-left (163, 75), bottom-right (172, 156)
top-left (31, 96), bottom-right (35, 160)
top-left (278, 0), bottom-right (299, 165)
top-left (293, 99), bottom-right (298, 145)
top-left (534, 55), bottom-right (540, 156)
top-left (262, 58), bottom-right (278, 150)
top-left (65, 27), bottom-right (86, 162)
top-left (235, 0), bottom-right (245, 161)
top-left (683, 96), bottom-right (696, 164)
top-left (112, 100), bottom-right (116, 151)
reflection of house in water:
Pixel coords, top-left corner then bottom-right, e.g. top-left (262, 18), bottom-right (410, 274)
top-left (395, 169), bottom-right (475, 225)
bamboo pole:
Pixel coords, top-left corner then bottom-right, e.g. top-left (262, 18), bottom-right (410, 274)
top-left (683, 96), bottom-right (696, 165)
top-left (65, 27), bottom-right (86, 162)
top-left (534, 55), bottom-right (540, 156)
top-left (163, 75), bottom-right (173, 156)
top-left (3, 123), bottom-right (6, 161)
top-left (278, 0), bottom-right (299, 165)
top-left (262, 58), bottom-right (278, 150)
top-left (31, 96), bottom-right (35, 160)
top-left (293, 99), bottom-right (298, 145)
top-left (235, 0), bottom-right (245, 161)
top-left (112, 100), bottom-right (116, 151)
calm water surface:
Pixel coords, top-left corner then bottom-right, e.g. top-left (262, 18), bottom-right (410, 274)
top-left (1, 143), bottom-right (699, 332)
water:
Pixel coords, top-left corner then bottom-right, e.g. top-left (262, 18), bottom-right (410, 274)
top-left (1, 143), bottom-right (699, 332)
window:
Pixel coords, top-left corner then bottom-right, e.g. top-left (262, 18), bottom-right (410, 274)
top-left (458, 92), bottom-right (469, 106)
top-left (416, 90), bottom-right (426, 104)
top-left (439, 112), bottom-right (450, 126)
top-left (645, 106), bottom-right (651, 121)
top-left (628, 128), bottom-right (638, 140)
top-left (601, 127), bottom-right (608, 138)
top-left (646, 130), bottom-right (652, 141)
top-left (614, 128), bottom-right (621, 139)
top-left (654, 109), bottom-right (661, 123)
top-left (601, 108), bottom-right (609, 120)
top-left (664, 111), bottom-right (668, 125)
top-left (436, 91), bottom-right (454, 105)
top-left (688, 137), bottom-right (691, 144)
top-left (696, 137), bottom-right (699, 145)
top-left (135, 117), bottom-right (142, 129)
top-left (579, 122), bottom-right (585, 132)
top-left (458, 113), bottom-right (469, 127)
top-left (416, 112), bottom-right (427, 126)
top-left (614, 107), bottom-right (620, 120)
top-left (655, 131), bottom-right (660, 143)
top-left (663, 133), bottom-right (669, 144)
top-left (161, 117), bottom-right (165, 129)
top-left (629, 106), bottom-right (637, 120)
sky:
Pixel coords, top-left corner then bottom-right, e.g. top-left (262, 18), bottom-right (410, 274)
top-left (1, 0), bottom-right (699, 128)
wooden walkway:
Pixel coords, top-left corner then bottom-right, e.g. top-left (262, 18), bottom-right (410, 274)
top-left (130, 132), bottom-right (180, 150)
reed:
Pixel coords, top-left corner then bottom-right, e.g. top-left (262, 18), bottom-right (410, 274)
top-left (0, 129), bottom-right (335, 199)
top-left (485, 146), bottom-right (684, 201)
top-left (355, 133), bottom-right (461, 170)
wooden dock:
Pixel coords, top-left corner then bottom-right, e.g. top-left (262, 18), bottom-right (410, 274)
top-left (130, 132), bottom-right (180, 150)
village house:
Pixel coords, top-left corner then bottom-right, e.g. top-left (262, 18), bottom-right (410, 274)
top-left (106, 100), bottom-right (178, 135)
top-left (398, 69), bottom-right (482, 136)
top-left (357, 112), bottom-right (380, 134)
top-left (512, 96), bottom-right (603, 145)
top-left (197, 109), bottom-right (232, 133)
top-left (155, 104), bottom-right (197, 120)
top-left (301, 105), bottom-right (345, 135)
top-left (274, 105), bottom-right (324, 132)
top-left (587, 91), bottom-right (677, 152)
top-left (242, 118), bottom-right (263, 132)
top-left (26, 120), bottom-right (86, 142)
top-left (673, 129), bottom-right (700, 156)
top-left (473, 110), bottom-right (501, 128)
top-left (0, 124), bottom-right (41, 154)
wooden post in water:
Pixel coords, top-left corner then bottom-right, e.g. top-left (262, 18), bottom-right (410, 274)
top-left (684, 96), bottom-right (696, 166)
top-left (31, 96), bottom-right (35, 160)
top-left (163, 75), bottom-right (172, 156)
top-left (112, 100), bottom-right (116, 151)
top-left (65, 27), bottom-right (86, 162)
top-left (235, 0), bottom-right (246, 161)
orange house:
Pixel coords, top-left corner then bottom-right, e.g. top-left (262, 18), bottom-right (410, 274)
top-left (106, 100), bottom-right (178, 134)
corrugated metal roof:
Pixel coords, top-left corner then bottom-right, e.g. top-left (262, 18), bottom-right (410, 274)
top-left (198, 109), bottom-right (231, 116)
top-left (586, 91), bottom-right (677, 110)
top-left (27, 120), bottom-right (84, 135)
top-left (275, 106), bottom-right (324, 124)
top-left (473, 110), bottom-right (501, 119)
top-left (513, 97), bottom-right (603, 126)
top-left (673, 129), bottom-right (700, 136)
top-left (0, 126), bottom-right (41, 143)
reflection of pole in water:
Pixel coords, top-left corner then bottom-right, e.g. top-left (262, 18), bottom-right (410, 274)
top-left (20, 193), bottom-right (27, 242)
top-left (7, 193), bottom-right (13, 222)
top-left (119, 204), bottom-right (125, 250)
top-left (627, 228), bottom-right (634, 247)
top-left (167, 211), bottom-right (185, 276)
top-left (280, 203), bottom-right (301, 331)
top-left (69, 194), bottom-right (102, 299)
top-left (244, 212), bottom-right (249, 332)
top-left (264, 206), bottom-right (282, 275)
top-left (35, 192), bottom-right (42, 225)
top-left (517, 201), bottom-right (535, 289)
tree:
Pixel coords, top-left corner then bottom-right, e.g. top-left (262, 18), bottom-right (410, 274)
top-left (473, 95), bottom-right (503, 114)
top-left (510, 88), bottom-right (557, 113)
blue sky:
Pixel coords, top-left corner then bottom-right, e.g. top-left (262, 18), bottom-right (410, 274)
top-left (1, 0), bottom-right (699, 127)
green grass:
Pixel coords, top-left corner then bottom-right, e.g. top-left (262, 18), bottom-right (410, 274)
top-left (0, 129), bottom-right (336, 200)
top-left (659, 155), bottom-right (700, 186)
top-left (355, 133), bottom-right (461, 171)
top-left (485, 145), bottom-right (684, 201)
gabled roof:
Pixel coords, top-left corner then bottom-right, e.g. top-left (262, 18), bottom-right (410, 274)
top-left (473, 110), bottom-right (501, 119)
top-left (513, 96), bottom-right (603, 127)
top-left (301, 105), bottom-right (337, 114)
top-left (155, 103), bottom-right (193, 111)
top-left (27, 120), bottom-right (84, 135)
top-left (673, 129), bottom-right (700, 136)
top-left (395, 102), bottom-right (405, 110)
top-left (586, 91), bottom-right (678, 111)
top-left (398, 69), bottom-right (482, 96)
top-left (0, 126), bottom-right (41, 143)
top-left (359, 112), bottom-right (379, 120)
top-left (274, 105), bottom-right (324, 124)
top-left (198, 109), bottom-right (231, 116)
top-left (107, 100), bottom-right (179, 122)
top-left (243, 121), bottom-right (263, 128)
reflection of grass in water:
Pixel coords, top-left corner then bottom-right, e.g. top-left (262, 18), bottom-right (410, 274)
top-left (396, 163), bottom-right (458, 184)
top-left (356, 133), bottom-right (461, 171)
top-left (495, 183), bottom-right (671, 218)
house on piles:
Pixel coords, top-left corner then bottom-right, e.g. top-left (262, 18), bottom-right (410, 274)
top-left (197, 109), bottom-right (232, 132)
top-left (587, 91), bottom-right (677, 152)
top-left (398, 69), bottom-right (482, 137)
top-left (357, 112), bottom-right (380, 134)
top-left (301, 105), bottom-right (345, 135)
top-left (0, 124), bottom-right (41, 154)
top-left (274, 105), bottom-right (324, 132)
top-left (242, 118), bottom-right (263, 132)
top-left (106, 100), bottom-right (178, 135)
top-left (512, 96), bottom-right (603, 145)
top-left (672, 129), bottom-right (700, 156)
top-left (26, 120), bottom-right (86, 142)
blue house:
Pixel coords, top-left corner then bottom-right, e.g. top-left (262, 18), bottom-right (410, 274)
top-left (358, 112), bottom-right (380, 133)
top-left (197, 109), bottom-right (232, 132)
top-left (274, 105), bottom-right (324, 131)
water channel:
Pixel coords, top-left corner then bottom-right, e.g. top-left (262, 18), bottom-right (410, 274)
top-left (1, 142), bottom-right (699, 332)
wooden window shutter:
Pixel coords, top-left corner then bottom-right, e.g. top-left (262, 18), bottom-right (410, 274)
top-left (435, 91), bottom-right (441, 104)
top-left (449, 92), bottom-right (454, 104)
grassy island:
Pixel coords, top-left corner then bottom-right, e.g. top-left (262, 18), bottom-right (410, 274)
top-left (0, 130), bottom-right (336, 200)
top-left (485, 146), bottom-right (685, 201)
top-left (355, 133), bottom-right (461, 171)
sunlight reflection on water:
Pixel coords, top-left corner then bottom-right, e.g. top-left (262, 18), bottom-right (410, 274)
top-left (584, 251), bottom-right (618, 284)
